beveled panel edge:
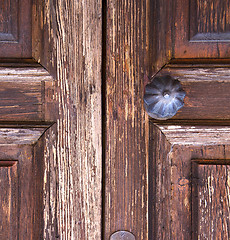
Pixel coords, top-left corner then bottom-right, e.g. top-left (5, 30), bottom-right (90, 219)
top-left (154, 123), bottom-right (230, 146)
top-left (0, 62), bottom-right (54, 82)
top-left (0, 123), bottom-right (53, 145)
top-left (190, 33), bottom-right (230, 42)
top-left (160, 64), bottom-right (230, 82)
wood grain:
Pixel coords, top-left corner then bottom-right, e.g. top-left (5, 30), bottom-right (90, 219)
top-left (173, 0), bottom-right (230, 58)
top-left (157, 125), bottom-right (230, 145)
top-left (0, 0), bottom-right (18, 40)
top-left (196, 0), bottom-right (230, 34)
top-left (0, 63), bottom-right (54, 122)
top-left (190, 0), bottom-right (230, 41)
top-left (150, 122), bottom-right (230, 239)
top-left (0, 0), bottom-right (32, 58)
top-left (0, 132), bottom-right (46, 240)
top-left (192, 162), bottom-right (230, 239)
top-left (32, 1), bottom-right (102, 239)
top-left (104, 0), bottom-right (150, 239)
top-left (150, 0), bottom-right (230, 69)
top-left (0, 162), bottom-right (18, 240)
top-left (151, 0), bottom-right (172, 72)
top-left (0, 126), bottom-right (48, 144)
top-left (149, 125), bottom-right (172, 239)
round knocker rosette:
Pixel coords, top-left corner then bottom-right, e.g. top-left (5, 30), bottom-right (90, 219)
top-left (144, 75), bottom-right (186, 120)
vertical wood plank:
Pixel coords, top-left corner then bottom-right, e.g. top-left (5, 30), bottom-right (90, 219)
top-left (32, 0), bottom-right (102, 239)
top-left (170, 146), bottom-right (192, 239)
top-left (151, 0), bottom-right (172, 72)
top-left (149, 124), bottom-right (172, 239)
top-left (18, 145), bottom-right (34, 239)
top-left (105, 0), bottom-right (150, 239)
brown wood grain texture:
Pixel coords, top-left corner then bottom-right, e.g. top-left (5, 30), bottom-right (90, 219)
top-left (0, 0), bottom-right (18, 39)
top-left (192, 162), bottom-right (230, 239)
top-left (151, 123), bottom-right (230, 239)
top-left (18, 142), bottom-right (45, 239)
top-left (151, 0), bottom-right (172, 72)
top-left (105, 0), bottom-right (150, 239)
top-left (154, 64), bottom-right (230, 120)
top-left (173, 0), bottom-right (230, 58)
top-left (196, 0), bottom-right (230, 33)
top-left (0, 63), bottom-right (54, 121)
top-left (157, 125), bottom-right (230, 145)
top-left (0, 162), bottom-right (18, 240)
top-left (33, 136), bottom-right (46, 240)
top-left (0, 0), bottom-right (32, 58)
top-left (150, 125), bottom-right (172, 239)
top-left (0, 138), bottom-right (45, 240)
top-left (32, 0), bottom-right (102, 239)
top-left (0, 126), bottom-right (47, 144)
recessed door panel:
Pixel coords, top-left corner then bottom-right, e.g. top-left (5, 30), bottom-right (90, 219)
top-left (150, 124), bottom-right (230, 239)
top-left (0, 161), bottom-right (18, 240)
top-left (174, 0), bottom-right (230, 58)
top-left (192, 162), bottom-right (230, 239)
top-left (0, 0), bottom-right (31, 58)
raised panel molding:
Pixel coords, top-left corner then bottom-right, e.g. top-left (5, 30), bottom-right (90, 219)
top-left (150, 123), bottom-right (230, 239)
top-left (0, 61), bottom-right (56, 122)
top-left (0, 124), bottom-right (51, 239)
top-left (0, 61), bottom-right (56, 239)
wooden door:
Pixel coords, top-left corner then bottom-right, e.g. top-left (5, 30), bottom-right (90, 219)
top-left (2, 0), bottom-right (230, 239)
top-left (104, 0), bottom-right (230, 239)
top-left (0, 0), bottom-right (102, 239)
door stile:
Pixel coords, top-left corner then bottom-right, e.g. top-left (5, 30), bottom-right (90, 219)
top-left (104, 0), bottom-right (151, 239)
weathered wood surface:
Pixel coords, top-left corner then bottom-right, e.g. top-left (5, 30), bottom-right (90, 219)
top-left (32, 0), bottom-right (102, 239)
top-left (0, 63), bottom-right (54, 122)
top-left (0, 161), bottom-right (18, 240)
top-left (174, 0), bottom-right (230, 58)
top-left (104, 0), bottom-right (150, 239)
top-left (149, 125), bottom-right (171, 239)
top-left (154, 64), bottom-right (230, 120)
top-left (0, 126), bottom-right (48, 144)
top-left (151, 0), bottom-right (172, 72)
top-left (196, 0), bottom-right (230, 34)
top-left (0, 0), bottom-right (18, 39)
top-left (150, 123), bottom-right (230, 239)
top-left (0, 65), bottom-right (53, 82)
top-left (0, 138), bottom-right (45, 240)
top-left (0, 0), bottom-right (32, 57)
top-left (192, 162), bottom-right (230, 239)
top-left (157, 125), bottom-right (230, 145)
top-left (151, 0), bottom-right (230, 68)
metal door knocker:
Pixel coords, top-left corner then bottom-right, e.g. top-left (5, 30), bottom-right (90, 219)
top-left (110, 231), bottom-right (135, 240)
top-left (144, 75), bottom-right (186, 120)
